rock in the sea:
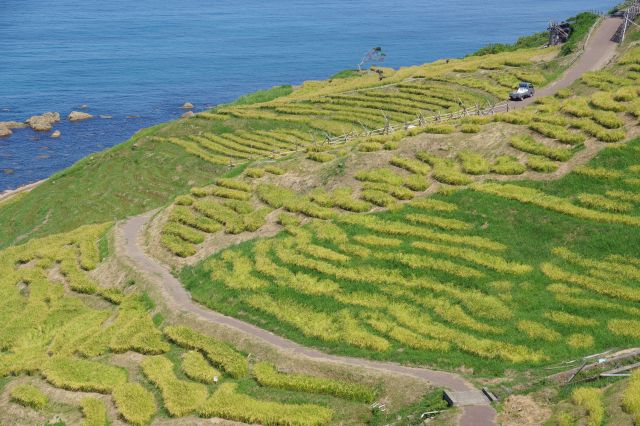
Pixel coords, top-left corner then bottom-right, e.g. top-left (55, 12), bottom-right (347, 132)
top-left (51, 130), bottom-right (61, 138)
top-left (0, 126), bottom-right (12, 137)
top-left (181, 102), bottom-right (194, 109)
top-left (181, 111), bottom-right (195, 119)
top-left (80, 104), bottom-right (89, 109)
top-left (100, 115), bottom-right (112, 119)
top-left (0, 121), bottom-right (27, 129)
top-left (68, 111), bottom-right (93, 121)
top-left (26, 112), bottom-right (61, 131)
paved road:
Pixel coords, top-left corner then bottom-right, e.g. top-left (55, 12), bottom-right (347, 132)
top-left (117, 19), bottom-right (624, 425)
top-left (119, 212), bottom-right (495, 425)
top-left (510, 16), bottom-right (622, 110)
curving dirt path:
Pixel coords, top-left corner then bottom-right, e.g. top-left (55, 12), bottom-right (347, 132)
top-left (115, 19), bottom-right (625, 426)
top-left (118, 212), bottom-right (496, 426)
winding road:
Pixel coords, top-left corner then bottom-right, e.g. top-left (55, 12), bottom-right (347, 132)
top-left (117, 17), bottom-right (623, 426)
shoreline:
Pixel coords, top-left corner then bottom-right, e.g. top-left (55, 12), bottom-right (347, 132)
top-left (0, 178), bottom-right (45, 203)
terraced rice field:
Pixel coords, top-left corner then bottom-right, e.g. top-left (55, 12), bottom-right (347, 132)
top-left (0, 223), bottom-right (392, 425)
top-left (181, 140), bottom-right (640, 374)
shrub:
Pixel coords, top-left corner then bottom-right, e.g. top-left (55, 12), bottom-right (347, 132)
top-left (527, 155), bottom-right (558, 172)
top-left (80, 397), bottom-right (108, 426)
top-left (571, 387), bottom-right (603, 426)
top-left (141, 356), bottom-right (208, 417)
top-left (198, 383), bottom-right (333, 426)
top-left (42, 356), bottom-right (128, 393)
top-left (509, 135), bottom-right (573, 161)
top-left (112, 382), bottom-right (157, 426)
top-left (10, 384), bottom-right (48, 410)
top-left (253, 362), bottom-right (376, 402)
top-left (491, 156), bottom-right (526, 175)
top-left (457, 151), bottom-right (490, 175)
top-left (164, 326), bottom-right (248, 378)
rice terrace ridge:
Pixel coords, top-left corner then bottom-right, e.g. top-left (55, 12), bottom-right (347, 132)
top-left (2, 1), bottom-right (640, 426)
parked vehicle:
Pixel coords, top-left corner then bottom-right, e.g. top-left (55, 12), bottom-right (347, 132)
top-left (509, 82), bottom-right (535, 101)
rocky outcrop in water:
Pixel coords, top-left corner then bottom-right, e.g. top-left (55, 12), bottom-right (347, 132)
top-left (0, 126), bottom-right (12, 137)
top-left (0, 121), bottom-right (27, 129)
top-left (51, 130), bottom-right (61, 138)
top-left (182, 102), bottom-right (194, 109)
top-left (68, 111), bottom-right (93, 121)
top-left (181, 111), bottom-right (194, 119)
top-left (26, 112), bottom-right (60, 131)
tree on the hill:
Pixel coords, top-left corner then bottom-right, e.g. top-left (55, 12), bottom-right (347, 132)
top-left (358, 47), bottom-right (386, 71)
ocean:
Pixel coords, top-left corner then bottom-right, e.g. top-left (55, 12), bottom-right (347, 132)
top-left (0, 0), bottom-right (617, 191)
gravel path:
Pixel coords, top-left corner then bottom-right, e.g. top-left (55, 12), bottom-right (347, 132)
top-left (116, 19), bottom-right (623, 425)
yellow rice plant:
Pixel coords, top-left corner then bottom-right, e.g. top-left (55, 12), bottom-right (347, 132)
top-left (590, 92), bottom-right (626, 112)
top-left (216, 178), bottom-right (252, 192)
top-left (80, 397), bottom-right (108, 426)
top-left (182, 350), bottom-right (221, 384)
top-left (245, 167), bottom-right (266, 178)
top-left (210, 254), bottom-right (269, 290)
top-left (337, 243), bottom-right (371, 258)
top-left (527, 155), bottom-right (558, 172)
top-left (608, 319), bottom-right (640, 339)
top-left (307, 152), bottom-right (335, 163)
top-left (552, 291), bottom-right (640, 317)
top-left (405, 213), bottom-right (472, 231)
top-left (244, 294), bottom-right (390, 352)
top-left (613, 86), bottom-right (638, 101)
top-left (408, 198), bottom-right (457, 212)
top-left (295, 242), bottom-right (351, 263)
top-left (606, 190), bottom-right (640, 203)
top-left (329, 188), bottom-right (373, 213)
top-left (540, 263), bottom-right (640, 302)
top-left (390, 156), bottom-right (431, 175)
top-left (404, 174), bottom-right (430, 191)
top-left (169, 205), bottom-right (222, 233)
top-left (253, 362), bottom-right (376, 402)
top-left (457, 151), bottom-right (490, 175)
top-left (460, 123), bottom-right (481, 133)
top-left (509, 135), bottom-right (573, 161)
top-left (528, 122), bottom-right (585, 145)
top-left (333, 291), bottom-right (391, 309)
top-left (622, 370), bottom-right (640, 424)
top-left (571, 118), bottom-right (626, 142)
top-left (336, 213), bottom-right (506, 251)
top-left (573, 166), bottom-right (623, 180)
top-left (432, 165), bottom-right (474, 186)
top-left (10, 384), bottom-right (48, 410)
top-left (363, 313), bottom-right (451, 352)
top-left (309, 220), bottom-right (348, 244)
top-left (362, 182), bottom-right (415, 200)
top-left (411, 241), bottom-right (532, 274)
top-left (590, 109), bottom-right (624, 129)
top-left (141, 356), bottom-right (208, 417)
top-left (42, 356), bottom-right (128, 394)
top-left (544, 311), bottom-right (597, 327)
top-left (353, 234), bottom-right (402, 247)
top-left (572, 387), bottom-right (604, 426)
top-left (374, 251), bottom-right (484, 279)
top-left (164, 326), bottom-right (248, 378)
top-left (163, 222), bottom-right (205, 244)
top-left (112, 383), bottom-right (156, 426)
top-left (561, 97), bottom-right (593, 117)
top-left (408, 293), bottom-right (502, 334)
top-left (386, 303), bottom-right (546, 363)
top-left (552, 247), bottom-right (640, 281)
top-left (568, 333), bottom-right (594, 349)
top-left (361, 189), bottom-right (398, 207)
top-left (355, 167), bottom-right (405, 186)
top-left (576, 193), bottom-right (633, 213)
top-left (198, 382), bottom-right (333, 426)
top-left (471, 183), bottom-right (640, 226)
top-left (516, 320), bottom-right (561, 342)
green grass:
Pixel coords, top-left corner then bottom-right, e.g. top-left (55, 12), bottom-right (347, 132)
top-left (470, 31), bottom-right (548, 56)
top-left (561, 12), bottom-right (600, 56)
top-left (329, 69), bottom-right (362, 79)
top-left (181, 139), bottom-right (640, 376)
top-left (228, 85), bottom-right (293, 106)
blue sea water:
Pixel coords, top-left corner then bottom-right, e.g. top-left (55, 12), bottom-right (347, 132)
top-left (0, 0), bottom-right (617, 191)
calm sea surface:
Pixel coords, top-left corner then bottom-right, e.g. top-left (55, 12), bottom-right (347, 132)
top-left (0, 0), bottom-right (616, 190)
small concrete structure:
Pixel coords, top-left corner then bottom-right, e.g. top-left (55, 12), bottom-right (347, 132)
top-left (444, 390), bottom-right (491, 407)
